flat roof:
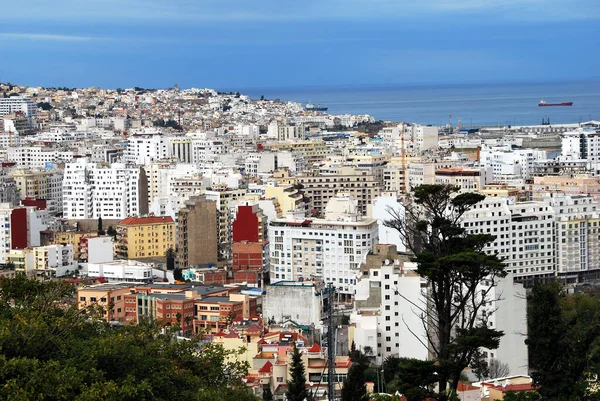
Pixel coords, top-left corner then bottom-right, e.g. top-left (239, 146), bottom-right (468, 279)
top-left (199, 296), bottom-right (234, 303)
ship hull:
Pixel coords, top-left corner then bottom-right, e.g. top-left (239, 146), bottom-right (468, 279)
top-left (539, 102), bottom-right (573, 107)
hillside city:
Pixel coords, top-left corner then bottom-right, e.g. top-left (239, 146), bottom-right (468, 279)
top-left (1, 82), bottom-right (600, 400)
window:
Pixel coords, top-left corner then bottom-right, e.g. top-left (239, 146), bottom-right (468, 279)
top-left (90, 297), bottom-right (97, 302)
top-left (80, 297), bottom-right (86, 302)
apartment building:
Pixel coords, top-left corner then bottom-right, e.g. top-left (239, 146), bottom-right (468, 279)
top-left (461, 196), bottom-right (555, 287)
top-left (269, 194), bottom-right (378, 302)
top-left (541, 193), bottom-right (600, 283)
top-left (480, 146), bottom-right (547, 180)
top-left (125, 134), bottom-right (169, 165)
top-left (7, 146), bottom-right (74, 168)
top-left (205, 187), bottom-right (247, 260)
top-left (264, 183), bottom-right (305, 215)
top-left (177, 196), bottom-right (218, 268)
top-left (297, 166), bottom-right (382, 216)
top-left (11, 169), bottom-right (64, 211)
top-left (561, 128), bottom-right (600, 161)
top-left (276, 124), bottom-right (306, 141)
top-left (259, 140), bottom-right (329, 167)
top-left (435, 167), bottom-right (491, 192)
top-left (0, 96), bottom-right (37, 118)
top-left (62, 158), bottom-right (149, 219)
top-left (351, 244), bottom-right (426, 363)
top-left (115, 216), bottom-right (175, 260)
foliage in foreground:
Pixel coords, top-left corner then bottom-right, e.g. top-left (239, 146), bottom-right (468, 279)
top-left (0, 275), bottom-right (257, 401)
top-left (527, 281), bottom-right (600, 400)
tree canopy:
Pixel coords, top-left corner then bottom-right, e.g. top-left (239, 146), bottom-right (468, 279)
top-left (385, 184), bottom-right (506, 400)
top-left (286, 344), bottom-right (308, 401)
top-left (0, 275), bottom-right (257, 401)
top-left (527, 281), bottom-right (600, 400)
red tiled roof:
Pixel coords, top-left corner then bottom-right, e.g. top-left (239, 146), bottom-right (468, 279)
top-left (257, 338), bottom-right (267, 345)
top-left (225, 331), bottom-right (239, 339)
top-left (119, 216), bottom-right (174, 225)
top-left (258, 361), bottom-right (273, 373)
top-left (214, 331), bottom-right (227, 337)
top-left (247, 324), bottom-right (262, 333)
top-left (457, 382), bottom-right (479, 392)
top-left (307, 343), bottom-right (321, 352)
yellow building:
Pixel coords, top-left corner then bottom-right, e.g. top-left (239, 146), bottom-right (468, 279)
top-left (116, 216), bottom-right (175, 260)
top-left (41, 230), bottom-right (99, 261)
top-left (264, 184), bottom-right (304, 215)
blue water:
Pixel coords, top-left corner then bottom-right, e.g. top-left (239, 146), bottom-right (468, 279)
top-left (242, 80), bottom-right (600, 127)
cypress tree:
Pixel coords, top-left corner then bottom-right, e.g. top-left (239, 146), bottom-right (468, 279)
top-left (286, 344), bottom-right (308, 401)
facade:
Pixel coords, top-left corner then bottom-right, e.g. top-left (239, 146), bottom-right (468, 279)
top-left (11, 169), bottom-right (64, 211)
top-left (0, 96), bottom-right (37, 118)
top-left (115, 216), bottom-right (175, 260)
top-left (177, 196), bottom-right (218, 268)
top-left (478, 273), bottom-right (528, 377)
top-left (461, 196), bottom-right (555, 286)
top-left (62, 158), bottom-right (149, 219)
top-left (87, 259), bottom-right (153, 282)
top-left (297, 167), bottom-right (382, 216)
top-left (205, 187), bottom-right (247, 260)
top-left (269, 194), bottom-right (379, 302)
top-left (351, 244), bottom-right (427, 363)
top-left (125, 134), bottom-right (169, 165)
top-left (262, 281), bottom-right (322, 327)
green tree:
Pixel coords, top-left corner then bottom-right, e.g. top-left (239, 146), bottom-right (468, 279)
top-left (174, 267), bottom-right (183, 281)
top-left (166, 247), bottom-right (176, 270)
top-left (527, 281), bottom-right (600, 399)
top-left (262, 386), bottom-right (274, 401)
top-left (97, 216), bottom-right (105, 235)
top-left (385, 184), bottom-right (506, 400)
top-left (341, 349), bottom-right (369, 401)
top-left (390, 359), bottom-right (438, 401)
top-left (0, 275), bottom-right (258, 401)
top-left (286, 344), bottom-right (308, 401)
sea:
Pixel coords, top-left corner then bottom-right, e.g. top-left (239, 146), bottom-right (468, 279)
top-left (242, 79), bottom-right (600, 127)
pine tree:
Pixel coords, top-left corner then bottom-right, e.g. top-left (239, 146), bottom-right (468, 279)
top-left (262, 386), bottom-right (273, 401)
top-left (341, 349), bottom-right (369, 401)
top-left (286, 344), bottom-right (308, 401)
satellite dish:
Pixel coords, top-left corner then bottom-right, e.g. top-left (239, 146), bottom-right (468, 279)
top-left (385, 259), bottom-right (390, 265)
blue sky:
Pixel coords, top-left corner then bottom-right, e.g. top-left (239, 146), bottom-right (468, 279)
top-left (2, 0), bottom-right (599, 89)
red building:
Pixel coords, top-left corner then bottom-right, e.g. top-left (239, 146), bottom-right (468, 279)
top-left (10, 208), bottom-right (28, 250)
top-left (231, 205), bottom-right (269, 287)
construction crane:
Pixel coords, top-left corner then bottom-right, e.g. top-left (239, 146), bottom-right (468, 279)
top-left (401, 126), bottom-right (406, 194)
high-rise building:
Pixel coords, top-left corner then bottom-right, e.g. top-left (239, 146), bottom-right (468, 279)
top-left (62, 158), bottom-right (149, 219)
top-left (268, 194), bottom-right (378, 302)
top-left (0, 96), bottom-right (37, 119)
top-left (231, 204), bottom-right (269, 287)
top-left (125, 134), bottom-right (169, 165)
top-left (296, 166), bottom-right (382, 216)
top-left (351, 244), bottom-right (426, 363)
top-left (177, 197), bottom-right (218, 268)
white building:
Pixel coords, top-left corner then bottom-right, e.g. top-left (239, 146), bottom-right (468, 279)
top-left (461, 196), bottom-right (555, 285)
top-left (262, 281), bottom-right (322, 327)
top-left (85, 236), bottom-right (114, 264)
top-left (480, 146), bottom-right (547, 180)
top-left (351, 244), bottom-right (428, 363)
top-left (34, 244), bottom-right (76, 277)
top-left (87, 259), bottom-right (153, 282)
top-left (125, 134), bottom-right (168, 165)
top-left (269, 194), bottom-right (379, 302)
top-left (541, 193), bottom-right (600, 283)
top-left (63, 158), bottom-right (147, 219)
top-left (7, 146), bottom-right (75, 168)
top-left (0, 96), bottom-right (37, 118)
top-left (478, 273), bottom-right (528, 376)
top-left (367, 192), bottom-right (406, 252)
top-left (561, 129), bottom-right (600, 162)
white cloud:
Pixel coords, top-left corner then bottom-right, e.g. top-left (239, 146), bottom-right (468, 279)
top-left (6, 0), bottom-right (600, 22)
top-left (0, 32), bottom-right (96, 41)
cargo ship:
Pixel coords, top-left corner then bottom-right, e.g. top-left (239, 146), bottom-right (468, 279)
top-left (538, 98), bottom-right (573, 107)
top-left (305, 103), bottom-right (328, 111)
